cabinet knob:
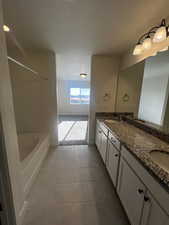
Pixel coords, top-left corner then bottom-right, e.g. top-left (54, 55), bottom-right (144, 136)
top-left (144, 196), bottom-right (149, 202)
top-left (115, 154), bottom-right (119, 157)
top-left (137, 189), bottom-right (144, 194)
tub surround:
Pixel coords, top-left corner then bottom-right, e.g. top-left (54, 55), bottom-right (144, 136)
top-left (18, 133), bottom-right (40, 161)
top-left (18, 133), bottom-right (50, 197)
top-left (101, 119), bottom-right (169, 192)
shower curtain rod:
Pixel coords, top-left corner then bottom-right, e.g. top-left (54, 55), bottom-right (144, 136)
top-left (7, 56), bottom-right (48, 80)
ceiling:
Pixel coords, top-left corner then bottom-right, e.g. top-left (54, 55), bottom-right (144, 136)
top-left (56, 53), bottom-right (91, 80)
top-left (3, 0), bottom-right (169, 80)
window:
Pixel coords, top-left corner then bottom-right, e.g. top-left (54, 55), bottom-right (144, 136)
top-left (70, 88), bottom-right (90, 104)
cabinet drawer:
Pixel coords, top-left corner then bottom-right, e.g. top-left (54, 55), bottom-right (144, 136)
top-left (96, 120), bottom-right (108, 136)
top-left (95, 128), bottom-right (101, 149)
top-left (100, 132), bottom-right (107, 163)
top-left (106, 141), bottom-right (120, 187)
top-left (100, 123), bottom-right (108, 136)
top-left (108, 131), bottom-right (120, 150)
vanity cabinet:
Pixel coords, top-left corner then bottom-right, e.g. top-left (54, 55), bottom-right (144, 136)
top-left (140, 191), bottom-right (169, 225)
top-left (108, 131), bottom-right (120, 149)
top-left (95, 121), bottom-right (169, 225)
top-left (95, 126), bottom-right (102, 150)
top-left (106, 140), bottom-right (120, 187)
top-left (95, 121), bottom-right (108, 163)
top-left (117, 157), bottom-right (146, 225)
top-left (119, 146), bottom-right (169, 225)
top-left (99, 132), bottom-right (107, 163)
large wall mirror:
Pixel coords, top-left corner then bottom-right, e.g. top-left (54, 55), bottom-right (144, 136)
top-left (116, 50), bottom-right (169, 133)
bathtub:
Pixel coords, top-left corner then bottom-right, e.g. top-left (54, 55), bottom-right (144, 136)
top-left (18, 133), bottom-right (50, 197)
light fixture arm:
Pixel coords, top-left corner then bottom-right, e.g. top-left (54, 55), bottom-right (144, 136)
top-left (136, 19), bottom-right (168, 45)
top-left (137, 31), bottom-right (154, 45)
top-left (137, 32), bottom-right (150, 44)
top-left (161, 18), bottom-right (166, 26)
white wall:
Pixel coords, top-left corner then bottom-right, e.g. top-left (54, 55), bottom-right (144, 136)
top-left (89, 55), bottom-right (120, 144)
top-left (0, 1), bottom-right (24, 224)
top-left (138, 52), bottom-right (169, 125)
top-left (57, 80), bottom-right (90, 115)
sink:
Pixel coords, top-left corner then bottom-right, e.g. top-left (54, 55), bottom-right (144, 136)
top-left (150, 150), bottom-right (169, 173)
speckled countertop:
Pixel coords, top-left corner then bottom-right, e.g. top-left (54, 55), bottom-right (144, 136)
top-left (101, 119), bottom-right (169, 192)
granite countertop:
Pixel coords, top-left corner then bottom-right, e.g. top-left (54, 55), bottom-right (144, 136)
top-left (101, 119), bottom-right (169, 191)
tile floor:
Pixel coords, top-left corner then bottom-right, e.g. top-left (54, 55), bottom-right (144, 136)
top-left (23, 145), bottom-right (130, 225)
top-left (58, 116), bottom-right (88, 145)
top-left (58, 121), bottom-right (88, 142)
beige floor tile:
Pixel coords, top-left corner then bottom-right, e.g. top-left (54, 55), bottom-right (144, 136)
top-left (23, 145), bottom-right (130, 225)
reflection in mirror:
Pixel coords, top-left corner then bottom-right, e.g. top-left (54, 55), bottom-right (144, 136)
top-left (138, 51), bottom-right (169, 132)
top-left (116, 60), bottom-right (145, 116)
top-left (116, 49), bottom-right (169, 133)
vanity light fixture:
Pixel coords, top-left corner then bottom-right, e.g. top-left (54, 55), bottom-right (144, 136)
top-left (142, 36), bottom-right (152, 50)
top-left (151, 52), bottom-right (157, 56)
top-left (80, 73), bottom-right (87, 78)
top-left (3, 25), bottom-right (10, 32)
top-left (159, 46), bottom-right (168, 52)
top-left (153, 19), bottom-right (167, 43)
top-left (133, 19), bottom-right (169, 55)
top-left (133, 43), bottom-right (143, 55)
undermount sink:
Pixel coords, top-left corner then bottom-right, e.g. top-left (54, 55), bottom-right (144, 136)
top-left (150, 150), bottom-right (169, 174)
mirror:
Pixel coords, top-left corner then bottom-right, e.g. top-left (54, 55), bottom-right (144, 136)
top-left (116, 60), bottom-right (145, 116)
top-left (116, 50), bottom-right (169, 133)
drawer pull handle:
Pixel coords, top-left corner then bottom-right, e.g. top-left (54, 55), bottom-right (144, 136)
top-left (144, 196), bottom-right (149, 202)
top-left (0, 203), bottom-right (3, 212)
top-left (138, 189), bottom-right (144, 194)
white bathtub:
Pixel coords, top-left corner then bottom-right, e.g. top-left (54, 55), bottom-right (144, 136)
top-left (18, 133), bottom-right (50, 197)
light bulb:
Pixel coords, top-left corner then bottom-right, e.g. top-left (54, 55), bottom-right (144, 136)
top-left (142, 37), bottom-right (152, 50)
top-left (153, 26), bottom-right (167, 43)
top-left (3, 25), bottom-right (10, 32)
top-left (80, 73), bottom-right (87, 78)
top-left (151, 52), bottom-right (157, 56)
top-left (159, 46), bottom-right (168, 52)
top-left (133, 44), bottom-right (143, 55)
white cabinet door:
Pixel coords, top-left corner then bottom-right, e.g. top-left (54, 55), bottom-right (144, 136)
top-left (117, 158), bottom-right (146, 225)
top-left (95, 127), bottom-right (102, 151)
top-left (99, 132), bottom-right (107, 163)
top-left (106, 141), bottom-right (119, 187)
top-left (141, 191), bottom-right (169, 225)
top-left (95, 128), bottom-right (101, 149)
